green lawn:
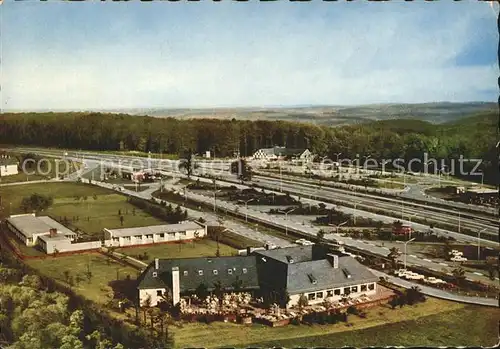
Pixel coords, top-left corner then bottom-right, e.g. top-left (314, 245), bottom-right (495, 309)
top-left (172, 298), bottom-right (499, 348)
top-left (26, 253), bottom-right (139, 304)
top-left (243, 305), bottom-right (499, 348)
top-left (0, 182), bottom-right (164, 238)
top-left (118, 238), bottom-right (237, 263)
top-left (48, 194), bottom-right (163, 238)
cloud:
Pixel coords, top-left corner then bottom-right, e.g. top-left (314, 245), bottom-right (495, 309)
top-left (1, 1), bottom-right (497, 110)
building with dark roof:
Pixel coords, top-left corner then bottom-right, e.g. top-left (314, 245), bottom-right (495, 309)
top-left (137, 244), bottom-right (378, 308)
top-left (253, 245), bottom-right (378, 307)
top-left (137, 256), bottom-right (260, 306)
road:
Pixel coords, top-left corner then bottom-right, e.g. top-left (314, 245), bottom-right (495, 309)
top-left (249, 175), bottom-right (497, 237)
top-left (80, 177), bottom-right (291, 249)
top-left (370, 269), bottom-right (498, 307)
top-left (4, 148), bottom-right (498, 305)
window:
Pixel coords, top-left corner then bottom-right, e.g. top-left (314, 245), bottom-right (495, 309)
top-left (334, 289), bottom-right (341, 296)
top-left (157, 290), bottom-right (162, 296)
top-left (159, 233), bottom-right (165, 238)
top-left (242, 268), bottom-right (248, 274)
top-left (344, 287), bottom-right (351, 295)
top-left (361, 284), bottom-right (367, 292)
top-left (368, 283), bottom-right (375, 291)
top-left (316, 292), bottom-right (323, 299)
top-left (351, 286), bottom-right (358, 293)
top-left (183, 271), bottom-right (188, 276)
top-left (326, 290), bottom-right (333, 297)
top-left (308, 293), bottom-right (316, 301)
top-left (198, 270), bottom-right (203, 276)
top-left (227, 269), bottom-right (233, 275)
top-left (213, 270), bottom-right (218, 275)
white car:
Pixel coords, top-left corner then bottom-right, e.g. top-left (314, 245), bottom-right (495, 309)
top-left (450, 256), bottom-right (467, 262)
top-left (426, 277), bottom-right (446, 284)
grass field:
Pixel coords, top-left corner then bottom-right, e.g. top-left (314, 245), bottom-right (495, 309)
top-left (172, 298), bottom-right (498, 348)
top-left (0, 182), bottom-right (163, 237)
top-left (48, 194), bottom-right (163, 237)
top-left (26, 253), bottom-right (138, 304)
top-left (118, 238), bottom-right (237, 263)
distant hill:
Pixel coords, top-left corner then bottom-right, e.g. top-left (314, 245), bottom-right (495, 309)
top-left (99, 102), bottom-right (497, 126)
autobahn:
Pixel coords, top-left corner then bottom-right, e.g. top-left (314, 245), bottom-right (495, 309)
top-left (4, 149), bottom-right (499, 297)
top-left (7, 148), bottom-right (498, 241)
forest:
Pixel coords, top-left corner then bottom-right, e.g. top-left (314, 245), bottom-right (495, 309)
top-left (0, 111), bottom-right (497, 184)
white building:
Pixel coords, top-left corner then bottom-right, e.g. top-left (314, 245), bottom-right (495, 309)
top-left (104, 221), bottom-right (206, 247)
top-left (5, 214), bottom-right (77, 246)
top-left (252, 146), bottom-right (313, 163)
top-left (0, 156), bottom-right (19, 177)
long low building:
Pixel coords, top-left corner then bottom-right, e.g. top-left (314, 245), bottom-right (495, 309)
top-left (4, 214), bottom-right (101, 254)
top-left (104, 221), bottom-right (206, 247)
top-left (6, 214), bottom-right (77, 246)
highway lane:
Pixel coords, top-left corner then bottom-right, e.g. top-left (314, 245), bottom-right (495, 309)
top-left (172, 186), bottom-right (497, 283)
top-left (10, 149), bottom-right (498, 239)
top-left (250, 176), bottom-right (498, 237)
top-left (254, 172), bottom-right (498, 222)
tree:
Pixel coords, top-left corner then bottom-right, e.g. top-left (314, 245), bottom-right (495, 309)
top-left (141, 295), bottom-right (152, 324)
top-left (387, 247), bottom-right (401, 269)
top-left (195, 283), bottom-right (209, 301)
top-left (179, 149), bottom-right (195, 177)
top-left (20, 274), bottom-right (43, 290)
top-left (443, 239), bottom-right (452, 260)
top-left (119, 215), bottom-right (124, 226)
top-left (316, 229), bottom-right (326, 242)
top-left (213, 280), bottom-right (224, 307)
top-left (20, 193), bottom-right (53, 213)
top-left (452, 267), bottom-right (466, 287)
top-left (297, 293), bottom-right (308, 309)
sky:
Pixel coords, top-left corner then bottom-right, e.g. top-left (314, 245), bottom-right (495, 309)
top-left (1, 0), bottom-right (498, 110)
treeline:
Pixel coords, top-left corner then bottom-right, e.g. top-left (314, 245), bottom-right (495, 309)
top-left (127, 196), bottom-right (188, 223)
top-left (0, 111), bottom-right (497, 183)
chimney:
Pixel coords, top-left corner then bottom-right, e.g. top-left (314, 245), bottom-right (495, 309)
top-left (327, 253), bottom-right (339, 269)
top-left (49, 228), bottom-right (57, 237)
top-left (171, 267), bottom-right (180, 306)
top-left (154, 258), bottom-right (159, 270)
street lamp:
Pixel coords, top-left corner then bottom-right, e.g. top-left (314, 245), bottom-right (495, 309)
top-left (244, 198), bottom-right (255, 222)
top-left (279, 207), bottom-right (297, 235)
top-left (477, 228), bottom-right (487, 260)
top-left (213, 189), bottom-right (222, 212)
top-left (328, 220), bottom-right (349, 234)
top-left (454, 209), bottom-right (461, 233)
top-left (406, 213), bottom-right (418, 240)
top-left (403, 238), bottom-right (416, 270)
top-left (352, 200), bottom-right (362, 225)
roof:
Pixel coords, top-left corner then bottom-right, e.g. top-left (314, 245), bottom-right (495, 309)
top-left (106, 221), bottom-right (203, 238)
top-left (254, 245), bottom-right (378, 294)
top-left (37, 216), bottom-right (76, 236)
top-left (253, 245), bottom-right (313, 264)
top-left (285, 257), bottom-right (378, 294)
top-left (38, 233), bottom-right (72, 242)
top-left (6, 215), bottom-right (76, 238)
top-left (254, 147), bottom-right (309, 157)
top-left (137, 256), bottom-right (259, 292)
